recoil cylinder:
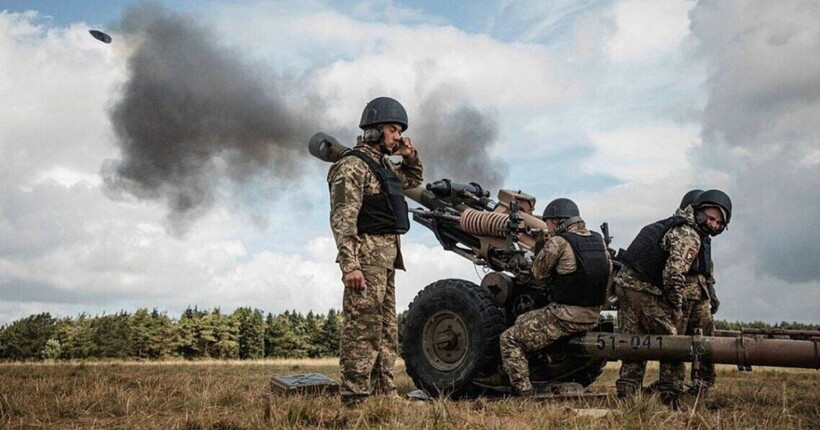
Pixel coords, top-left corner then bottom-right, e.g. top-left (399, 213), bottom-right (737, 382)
top-left (460, 209), bottom-right (509, 238)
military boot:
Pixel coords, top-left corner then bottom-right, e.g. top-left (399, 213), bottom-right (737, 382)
top-left (659, 390), bottom-right (682, 411)
top-left (615, 380), bottom-right (640, 400)
top-left (686, 381), bottom-right (712, 396)
top-left (472, 371), bottom-right (513, 393)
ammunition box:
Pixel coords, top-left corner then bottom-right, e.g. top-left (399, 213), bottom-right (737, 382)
top-left (269, 373), bottom-right (340, 396)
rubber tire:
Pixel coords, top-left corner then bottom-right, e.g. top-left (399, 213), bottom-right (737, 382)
top-left (402, 278), bottom-right (506, 397)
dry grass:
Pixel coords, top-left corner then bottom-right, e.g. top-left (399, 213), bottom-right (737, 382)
top-left (0, 360), bottom-right (817, 429)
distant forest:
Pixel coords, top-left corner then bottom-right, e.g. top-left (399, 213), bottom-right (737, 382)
top-left (0, 308), bottom-right (816, 362)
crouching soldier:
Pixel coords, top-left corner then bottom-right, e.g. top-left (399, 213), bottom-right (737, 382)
top-left (474, 198), bottom-right (611, 396)
top-left (615, 189), bottom-right (732, 408)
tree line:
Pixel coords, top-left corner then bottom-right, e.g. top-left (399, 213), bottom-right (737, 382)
top-left (0, 307), bottom-right (347, 361)
top-left (0, 307), bottom-right (815, 362)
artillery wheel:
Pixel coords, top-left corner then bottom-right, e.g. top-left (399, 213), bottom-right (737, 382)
top-left (402, 278), bottom-right (506, 397)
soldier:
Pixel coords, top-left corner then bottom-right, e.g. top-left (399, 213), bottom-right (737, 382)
top-left (474, 198), bottom-right (611, 396)
top-left (679, 190), bottom-right (720, 394)
top-left (327, 97), bottom-right (423, 406)
top-left (615, 189), bottom-right (732, 408)
top-left (644, 189), bottom-right (720, 396)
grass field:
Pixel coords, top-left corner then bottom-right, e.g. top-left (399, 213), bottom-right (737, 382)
top-left (1, 359), bottom-right (818, 429)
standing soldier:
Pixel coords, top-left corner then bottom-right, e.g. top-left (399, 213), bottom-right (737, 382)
top-left (474, 198), bottom-right (611, 395)
top-left (615, 189), bottom-right (732, 408)
top-left (327, 97), bottom-right (423, 406)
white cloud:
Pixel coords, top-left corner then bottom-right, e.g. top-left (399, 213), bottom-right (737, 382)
top-left (606, 0), bottom-right (694, 62)
top-left (585, 124), bottom-right (700, 183)
top-left (213, 2), bottom-right (583, 130)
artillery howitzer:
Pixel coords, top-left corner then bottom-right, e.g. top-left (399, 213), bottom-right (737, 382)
top-left (309, 132), bottom-right (820, 397)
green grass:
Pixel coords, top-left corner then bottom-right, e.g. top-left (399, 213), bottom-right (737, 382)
top-left (0, 360), bottom-right (817, 429)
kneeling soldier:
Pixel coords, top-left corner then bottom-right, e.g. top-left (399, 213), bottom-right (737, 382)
top-left (474, 198), bottom-right (611, 395)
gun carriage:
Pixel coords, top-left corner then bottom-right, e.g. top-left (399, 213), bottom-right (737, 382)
top-left (310, 132), bottom-right (819, 397)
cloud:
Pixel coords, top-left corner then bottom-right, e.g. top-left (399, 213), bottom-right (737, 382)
top-left (606, 0), bottom-right (694, 62)
top-left (691, 0), bottom-right (820, 284)
top-left (585, 124), bottom-right (700, 183)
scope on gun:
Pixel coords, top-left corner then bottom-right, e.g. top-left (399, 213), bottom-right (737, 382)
top-left (427, 179), bottom-right (490, 200)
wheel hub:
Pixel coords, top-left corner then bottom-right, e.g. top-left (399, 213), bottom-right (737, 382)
top-left (421, 310), bottom-right (469, 371)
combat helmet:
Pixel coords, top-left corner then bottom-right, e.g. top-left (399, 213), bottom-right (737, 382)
top-left (542, 198), bottom-right (580, 219)
top-left (359, 97), bottom-right (408, 131)
top-left (679, 189), bottom-right (704, 210)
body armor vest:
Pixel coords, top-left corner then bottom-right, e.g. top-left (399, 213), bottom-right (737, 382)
top-left (343, 151), bottom-right (410, 235)
top-left (549, 231), bottom-right (610, 307)
top-left (619, 216), bottom-right (692, 287)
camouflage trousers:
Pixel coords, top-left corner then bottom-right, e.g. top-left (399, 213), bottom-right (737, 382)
top-left (615, 283), bottom-right (684, 397)
top-left (684, 298), bottom-right (715, 387)
top-left (500, 307), bottom-right (597, 393)
top-left (340, 265), bottom-right (398, 402)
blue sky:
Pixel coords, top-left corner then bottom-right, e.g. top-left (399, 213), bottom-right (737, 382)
top-left (0, 1), bottom-right (818, 324)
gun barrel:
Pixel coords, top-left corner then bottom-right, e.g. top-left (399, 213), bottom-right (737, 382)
top-left (566, 332), bottom-right (820, 369)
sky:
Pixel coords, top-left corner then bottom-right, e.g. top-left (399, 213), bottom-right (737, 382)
top-left (0, 0), bottom-right (818, 325)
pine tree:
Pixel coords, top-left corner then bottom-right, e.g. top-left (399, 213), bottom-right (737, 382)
top-left (316, 308), bottom-right (341, 357)
top-left (91, 312), bottom-right (133, 358)
top-left (234, 307), bottom-right (264, 359)
top-left (266, 314), bottom-right (308, 358)
top-left (131, 308), bottom-right (153, 359)
top-left (212, 309), bottom-right (239, 359)
top-left (0, 313), bottom-right (56, 360)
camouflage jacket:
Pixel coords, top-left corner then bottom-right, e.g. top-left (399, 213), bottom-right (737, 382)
top-left (619, 206), bottom-right (702, 308)
top-left (674, 207), bottom-right (716, 301)
top-left (532, 221), bottom-right (610, 323)
top-left (327, 140), bottom-right (423, 273)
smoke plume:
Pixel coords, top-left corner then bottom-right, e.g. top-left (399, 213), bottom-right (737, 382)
top-left (103, 4), bottom-right (314, 234)
top-left (104, 4), bottom-right (508, 234)
top-left (412, 91), bottom-right (507, 190)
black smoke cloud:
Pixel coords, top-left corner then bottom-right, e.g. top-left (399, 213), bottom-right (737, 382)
top-left (691, 0), bottom-right (820, 283)
top-left (103, 4), bottom-right (508, 234)
top-left (103, 4), bottom-right (314, 234)
top-left (412, 92), bottom-right (507, 190)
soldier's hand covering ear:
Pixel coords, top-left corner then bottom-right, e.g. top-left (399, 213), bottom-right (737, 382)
top-left (395, 137), bottom-right (416, 159)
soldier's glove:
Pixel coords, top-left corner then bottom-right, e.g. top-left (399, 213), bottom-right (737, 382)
top-left (707, 283), bottom-right (719, 314)
top-left (710, 297), bottom-right (720, 315)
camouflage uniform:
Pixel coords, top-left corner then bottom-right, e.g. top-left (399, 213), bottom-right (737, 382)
top-left (615, 206), bottom-right (702, 399)
top-left (327, 140), bottom-right (423, 403)
top-left (647, 208), bottom-right (717, 391)
top-left (499, 222), bottom-right (608, 394)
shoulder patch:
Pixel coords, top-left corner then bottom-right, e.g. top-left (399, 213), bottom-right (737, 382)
top-left (684, 247), bottom-right (698, 265)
